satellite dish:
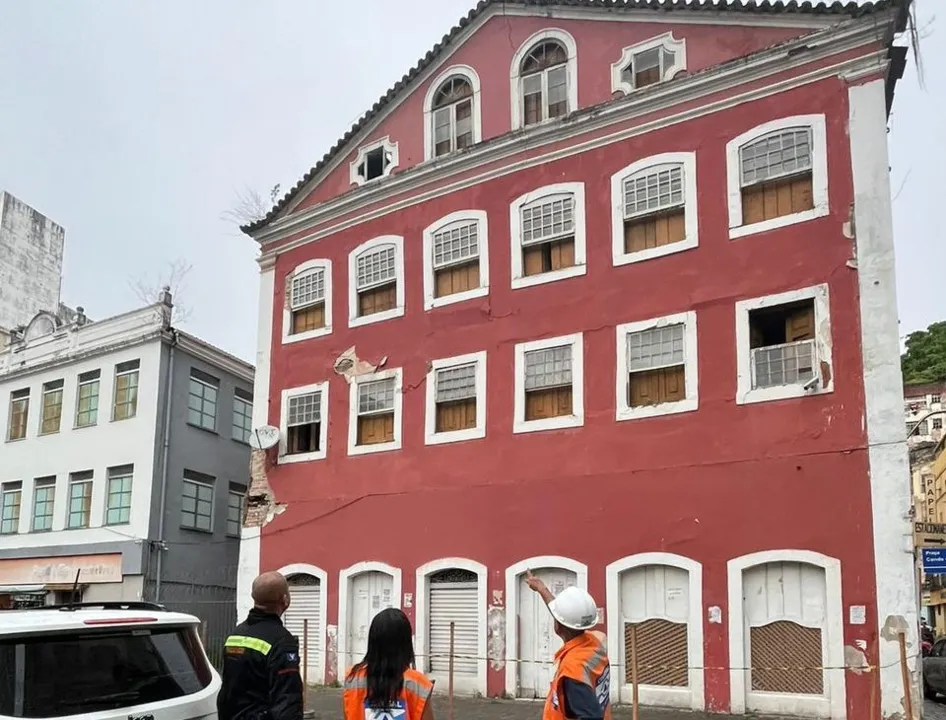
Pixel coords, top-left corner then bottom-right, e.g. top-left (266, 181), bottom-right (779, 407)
top-left (250, 425), bottom-right (280, 450)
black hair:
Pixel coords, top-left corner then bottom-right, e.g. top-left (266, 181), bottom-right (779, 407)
top-left (347, 607), bottom-right (416, 708)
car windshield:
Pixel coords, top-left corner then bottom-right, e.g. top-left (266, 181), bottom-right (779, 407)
top-left (0, 623), bottom-right (213, 718)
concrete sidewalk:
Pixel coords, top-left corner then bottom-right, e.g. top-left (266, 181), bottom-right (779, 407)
top-left (305, 687), bottom-right (798, 719)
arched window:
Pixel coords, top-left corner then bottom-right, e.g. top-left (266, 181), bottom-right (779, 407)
top-left (347, 236), bottom-right (405, 328)
top-left (520, 41), bottom-right (569, 126)
top-left (432, 77), bottom-right (474, 157)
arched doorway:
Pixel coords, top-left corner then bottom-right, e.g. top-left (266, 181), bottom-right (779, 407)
top-left (338, 562), bottom-right (402, 676)
top-left (278, 563), bottom-right (327, 685)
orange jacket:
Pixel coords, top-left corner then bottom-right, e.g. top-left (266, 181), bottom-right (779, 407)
top-left (542, 631), bottom-right (612, 720)
top-left (343, 665), bottom-right (434, 720)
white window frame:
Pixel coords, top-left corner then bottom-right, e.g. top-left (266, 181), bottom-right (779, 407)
top-left (424, 351), bottom-right (487, 446)
top-left (348, 235), bottom-right (405, 328)
top-left (616, 311), bottom-right (699, 422)
top-left (513, 332), bottom-right (584, 434)
top-left (726, 114), bottom-right (828, 239)
top-left (509, 182), bottom-right (587, 290)
top-left (347, 367), bottom-right (403, 456)
top-left (422, 210), bottom-right (490, 310)
top-left (510, 29), bottom-right (578, 132)
top-left (610, 152), bottom-right (699, 266)
top-left (282, 259), bottom-right (332, 344)
top-left (349, 136), bottom-right (399, 187)
top-left (735, 283), bottom-right (833, 406)
top-left (423, 65), bottom-right (483, 161)
top-left (279, 381), bottom-right (329, 464)
top-left (610, 32), bottom-right (687, 96)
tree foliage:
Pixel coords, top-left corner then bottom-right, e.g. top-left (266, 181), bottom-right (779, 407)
top-left (902, 321), bottom-right (946, 385)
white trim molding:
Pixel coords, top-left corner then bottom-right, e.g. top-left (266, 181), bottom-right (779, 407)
top-left (349, 136), bottom-right (399, 187)
top-left (282, 259), bottom-right (333, 344)
top-left (849, 78), bottom-right (919, 718)
top-left (423, 65), bottom-right (483, 161)
top-left (422, 210), bottom-right (490, 310)
top-left (279, 381), bottom-right (329, 464)
top-left (610, 152), bottom-right (698, 267)
top-left (514, 332), bottom-right (584, 434)
top-left (611, 32), bottom-right (687, 96)
top-left (278, 562), bottom-right (330, 686)
top-left (424, 351), bottom-right (487, 446)
top-left (337, 561), bottom-right (403, 678)
top-left (347, 367), bottom-right (404, 456)
top-left (504, 556), bottom-right (589, 698)
top-left (615, 311), bottom-right (698, 422)
top-left (348, 235), bottom-right (406, 328)
top-left (509, 182), bottom-right (587, 290)
top-left (727, 549), bottom-right (845, 718)
top-left (605, 553), bottom-right (704, 711)
top-left (510, 28), bottom-right (579, 131)
top-left (414, 558), bottom-right (489, 696)
top-left (735, 283), bottom-right (833, 406)
top-left (726, 114), bottom-right (829, 239)
top-left (236, 265), bottom-right (275, 621)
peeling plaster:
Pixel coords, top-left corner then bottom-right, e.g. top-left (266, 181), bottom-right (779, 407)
top-left (244, 449), bottom-right (286, 528)
top-left (326, 624), bottom-right (338, 685)
top-left (844, 644), bottom-right (870, 675)
top-left (333, 346), bottom-right (386, 382)
top-left (487, 605), bottom-right (505, 671)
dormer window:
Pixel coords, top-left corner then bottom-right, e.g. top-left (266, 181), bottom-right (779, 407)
top-left (521, 42), bottom-right (568, 126)
top-left (611, 33), bottom-right (687, 95)
top-left (432, 77), bottom-right (473, 157)
top-left (350, 137), bottom-right (399, 186)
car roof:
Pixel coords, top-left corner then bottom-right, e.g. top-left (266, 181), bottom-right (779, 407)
top-left (0, 603), bottom-right (200, 636)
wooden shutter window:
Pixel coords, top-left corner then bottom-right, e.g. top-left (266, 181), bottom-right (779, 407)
top-left (525, 386), bottom-right (572, 420)
top-left (522, 238), bottom-right (575, 277)
top-left (786, 305), bottom-right (815, 342)
top-left (436, 400), bottom-right (477, 432)
top-left (629, 366), bottom-right (685, 408)
top-left (357, 413), bottom-right (394, 445)
top-left (435, 363), bottom-right (478, 432)
top-left (435, 262), bottom-right (479, 298)
top-left (624, 209), bottom-right (686, 253)
top-left (358, 283), bottom-right (397, 316)
top-left (742, 174), bottom-right (813, 225)
top-left (292, 304), bottom-right (325, 333)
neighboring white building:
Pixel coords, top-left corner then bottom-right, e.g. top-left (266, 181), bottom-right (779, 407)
top-left (905, 382), bottom-right (946, 447)
top-left (0, 192), bottom-right (65, 339)
top-left (0, 291), bottom-right (255, 615)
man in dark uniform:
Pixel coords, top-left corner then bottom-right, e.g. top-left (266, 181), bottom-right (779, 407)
top-left (218, 571), bottom-right (303, 720)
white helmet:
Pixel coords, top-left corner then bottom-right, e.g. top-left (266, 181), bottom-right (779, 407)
top-left (549, 586), bottom-right (599, 631)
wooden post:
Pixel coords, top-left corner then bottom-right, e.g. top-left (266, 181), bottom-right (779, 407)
top-left (303, 619), bottom-right (310, 709)
top-left (899, 631), bottom-right (914, 720)
top-left (448, 621), bottom-right (455, 720)
top-left (629, 625), bottom-right (639, 720)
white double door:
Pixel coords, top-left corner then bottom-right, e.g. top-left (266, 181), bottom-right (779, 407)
top-left (517, 567), bottom-right (577, 698)
top-left (348, 571), bottom-right (395, 666)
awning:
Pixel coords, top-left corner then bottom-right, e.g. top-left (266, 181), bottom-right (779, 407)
top-left (0, 585), bottom-right (46, 594)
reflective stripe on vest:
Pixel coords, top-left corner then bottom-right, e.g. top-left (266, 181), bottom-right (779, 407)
top-left (543, 633), bottom-right (612, 720)
top-left (343, 667), bottom-right (433, 720)
top-left (225, 635), bottom-right (273, 655)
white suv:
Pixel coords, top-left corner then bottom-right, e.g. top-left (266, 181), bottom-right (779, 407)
top-left (0, 601), bottom-right (221, 719)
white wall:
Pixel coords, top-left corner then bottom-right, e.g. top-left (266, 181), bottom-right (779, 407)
top-left (0, 338), bottom-right (162, 550)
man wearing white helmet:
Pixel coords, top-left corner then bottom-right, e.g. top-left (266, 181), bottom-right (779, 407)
top-left (526, 570), bottom-right (611, 720)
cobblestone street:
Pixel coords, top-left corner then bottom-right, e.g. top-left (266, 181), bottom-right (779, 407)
top-left (305, 687), bottom-right (799, 719)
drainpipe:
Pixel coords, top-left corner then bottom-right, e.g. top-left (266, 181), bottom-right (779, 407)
top-left (154, 328), bottom-right (178, 602)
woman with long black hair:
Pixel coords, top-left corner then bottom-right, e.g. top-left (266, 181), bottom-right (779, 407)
top-left (342, 607), bottom-right (435, 720)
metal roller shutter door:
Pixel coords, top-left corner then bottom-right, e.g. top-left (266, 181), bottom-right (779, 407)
top-left (284, 583), bottom-right (321, 682)
top-left (429, 581), bottom-right (478, 675)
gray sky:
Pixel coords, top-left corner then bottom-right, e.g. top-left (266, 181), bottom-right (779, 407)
top-left (0, 1), bottom-right (939, 363)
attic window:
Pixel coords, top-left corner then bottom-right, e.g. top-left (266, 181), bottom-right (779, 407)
top-left (350, 137), bottom-right (399, 186)
top-left (611, 33), bottom-right (687, 96)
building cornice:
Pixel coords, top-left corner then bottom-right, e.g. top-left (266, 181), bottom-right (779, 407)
top-left (172, 330), bottom-right (255, 384)
top-left (254, 13), bottom-right (893, 253)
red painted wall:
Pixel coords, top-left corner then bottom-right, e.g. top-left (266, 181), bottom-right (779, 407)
top-left (294, 14), bottom-right (811, 211)
top-left (262, 77), bottom-right (878, 715)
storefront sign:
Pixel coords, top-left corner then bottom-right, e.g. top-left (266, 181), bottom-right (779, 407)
top-left (915, 522), bottom-right (946, 548)
top-left (0, 553), bottom-right (122, 586)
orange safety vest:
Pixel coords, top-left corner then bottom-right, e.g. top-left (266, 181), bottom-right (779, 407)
top-left (343, 665), bottom-right (434, 720)
top-left (542, 631), bottom-right (612, 720)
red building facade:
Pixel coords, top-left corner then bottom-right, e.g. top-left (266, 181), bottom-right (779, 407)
top-left (239, 2), bottom-right (914, 717)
